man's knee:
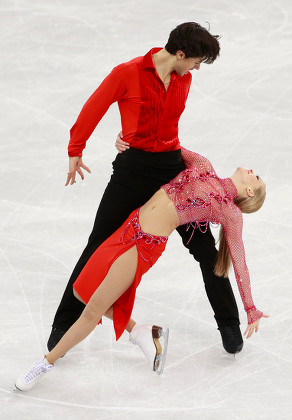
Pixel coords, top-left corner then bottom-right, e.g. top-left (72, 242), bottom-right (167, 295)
top-left (187, 239), bottom-right (218, 264)
top-left (177, 225), bottom-right (218, 262)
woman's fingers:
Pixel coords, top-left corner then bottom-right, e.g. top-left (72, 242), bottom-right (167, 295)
top-left (244, 326), bottom-right (251, 338)
top-left (244, 313), bottom-right (269, 339)
top-left (248, 327), bottom-right (254, 338)
top-left (244, 321), bottom-right (257, 338)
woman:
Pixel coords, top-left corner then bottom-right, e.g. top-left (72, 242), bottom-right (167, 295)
top-left (15, 147), bottom-right (268, 391)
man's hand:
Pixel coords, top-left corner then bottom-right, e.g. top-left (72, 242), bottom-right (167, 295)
top-left (65, 156), bottom-right (91, 186)
top-left (115, 131), bottom-right (130, 153)
top-left (244, 313), bottom-right (269, 339)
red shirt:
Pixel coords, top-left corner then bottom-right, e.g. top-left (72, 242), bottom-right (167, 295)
top-left (68, 48), bottom-right (192, 156)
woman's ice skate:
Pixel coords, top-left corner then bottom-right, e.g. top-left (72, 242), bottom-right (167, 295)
top-left (15, 357), bottom-right (54, 391)
top-left (129, 324), bottom-right (169, 375)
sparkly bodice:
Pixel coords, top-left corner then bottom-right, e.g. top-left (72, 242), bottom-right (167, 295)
top-left (161, 151), bottom-right (237, 229)
top-left (161, 147), bottom-right (263, 324)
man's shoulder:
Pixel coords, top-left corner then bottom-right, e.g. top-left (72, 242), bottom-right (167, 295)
top-left (185, 71), bottom-right (192, 81)
top-left (178, 71), bottom-right (192, 85)
top-left (112, 55), bottom-right (143, 74)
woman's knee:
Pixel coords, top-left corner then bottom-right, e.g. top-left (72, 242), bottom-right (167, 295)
top-left (82, 293), bottom-right (107, 323)
top-left (82, 302), bottom-right (100, 324)
top-left (73, 288), bottom-right (85, 304)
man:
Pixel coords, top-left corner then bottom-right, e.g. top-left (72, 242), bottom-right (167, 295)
top-left (48, 22), bottom-right (243, 371)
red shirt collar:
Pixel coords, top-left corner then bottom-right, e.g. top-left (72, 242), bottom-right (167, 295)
top-left (142, 47), bottom-right (163, 70)
top-left (142, 47), bottom-right (179, 81)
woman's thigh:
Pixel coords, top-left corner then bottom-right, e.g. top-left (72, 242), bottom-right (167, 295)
top-left (83, 245), bottom-right (138, 320)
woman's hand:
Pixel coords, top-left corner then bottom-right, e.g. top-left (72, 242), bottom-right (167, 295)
top-left (115, 131), bottom-right (130, 153)
top-left (65, 156), bottom-right (91, 186)
top-left (244, 313), bottom-right (269, 339)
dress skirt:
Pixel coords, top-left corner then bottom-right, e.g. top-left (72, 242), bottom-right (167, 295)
top-left (73, 208), bottom-right (168, 340)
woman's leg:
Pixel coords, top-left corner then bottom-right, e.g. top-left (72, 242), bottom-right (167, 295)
top-left (104, 307), bottom-right (136, 333)
top-left (46, 245), bottom-right (138, 364)
top-left (73, 290), bottom-right (136, 334)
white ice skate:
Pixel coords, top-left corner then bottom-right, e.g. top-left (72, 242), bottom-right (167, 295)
top-left (129, 324), bottom-right (169, 375)
top-left (15, 357), bottom-right (54, 391)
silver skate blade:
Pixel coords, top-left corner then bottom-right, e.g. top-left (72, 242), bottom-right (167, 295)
top-left (153, 327), bottom-right (169, 375)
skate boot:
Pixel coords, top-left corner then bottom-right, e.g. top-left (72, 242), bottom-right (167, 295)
top-left (129, 324), bottom-right (169, 375)
top-left (218, 325), bottom-right (243, 354)
top-left (15, 357), bottom-right (54, 391)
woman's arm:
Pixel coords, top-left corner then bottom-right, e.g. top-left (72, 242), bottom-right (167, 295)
top-left (180, 147), bottom-right (215, 173)
top-left (221, 207), bottom-right (264, 327)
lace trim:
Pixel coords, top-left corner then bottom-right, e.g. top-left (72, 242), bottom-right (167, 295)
top-left (164, 170), bottom-right (233, 243)
top-left (246, 306), bottom-right (263, 325)
top-left (165, 170), bottom-right (233, 212)
top-left (119, 208), bottom-right (168, 261)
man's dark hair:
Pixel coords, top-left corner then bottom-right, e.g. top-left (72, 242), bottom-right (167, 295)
top-left (165, 22), bottom-right (220, 63)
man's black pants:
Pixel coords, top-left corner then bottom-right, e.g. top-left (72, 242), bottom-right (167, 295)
top-left (52, 148), bottom-right (240, 331)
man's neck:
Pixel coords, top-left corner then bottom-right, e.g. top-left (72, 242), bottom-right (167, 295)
top-left (152, 48), bottom-right (176, 81)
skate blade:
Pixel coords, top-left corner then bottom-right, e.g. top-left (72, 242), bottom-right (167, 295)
top-left (152, 326), bottom-right (169, 375)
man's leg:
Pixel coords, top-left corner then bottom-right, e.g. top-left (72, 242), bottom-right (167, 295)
top-left (48, 147), bottom-right (179, 350)
top-left (48, 148), bottom-right (184, 351)
top-left (176, 224), bottom-right (243, 354)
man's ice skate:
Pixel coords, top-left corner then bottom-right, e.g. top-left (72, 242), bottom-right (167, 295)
top-left (15, 357), bottom-right (54, 391)
top-left (129, 324), bottom-right (169, 375)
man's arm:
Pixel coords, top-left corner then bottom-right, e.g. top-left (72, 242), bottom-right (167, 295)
top-left (65, 157), bottom-right (91, 186)
top-left (65, 66), bottom-right (127, 186)
top-left (68, 65), bottom-right (127, 157)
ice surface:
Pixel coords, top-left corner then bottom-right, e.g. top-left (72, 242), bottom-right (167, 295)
top-left (1, 0), bottom-right (292, 419)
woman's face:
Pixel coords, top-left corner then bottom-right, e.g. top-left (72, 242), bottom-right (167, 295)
top-left (234, 167), bottom-right (265, 194)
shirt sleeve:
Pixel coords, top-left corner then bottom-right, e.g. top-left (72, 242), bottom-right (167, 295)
top-left (180, 147), bottom-right (215, 173)
top-left (68, 65), bottom-right (127, 157)
top-left (221, 206), bottom-right (263, 324)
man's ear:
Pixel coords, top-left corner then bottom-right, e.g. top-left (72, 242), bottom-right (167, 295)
top-left (246, 187), bottom-right (254, 198)
top-left (176, 50), bottom-right (186, 60)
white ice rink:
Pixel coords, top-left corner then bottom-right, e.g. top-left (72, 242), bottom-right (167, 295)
top-left (1, 0), bottom-right (292, 419)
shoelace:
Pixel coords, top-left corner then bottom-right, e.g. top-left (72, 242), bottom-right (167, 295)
top-left (23, 362), bottom-right (52, 384)
top-left (130, 335), bottom-right (149, 359)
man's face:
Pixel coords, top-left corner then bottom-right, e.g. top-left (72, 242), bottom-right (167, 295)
top-left (174, 52), bottom-right (204, 76)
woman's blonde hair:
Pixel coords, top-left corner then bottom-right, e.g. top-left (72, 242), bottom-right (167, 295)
top-left (214, 184), bottom-right (266, 278)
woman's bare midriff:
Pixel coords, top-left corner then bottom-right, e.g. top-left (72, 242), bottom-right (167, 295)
top-left (139, 188), bottom-right (179, 237)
